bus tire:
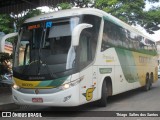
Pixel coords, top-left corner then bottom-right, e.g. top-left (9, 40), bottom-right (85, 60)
top-left (144, 74), bottom-right (151, 91)
top-left (97, 80), bottom-right (107, 107)
top-left (150, 73), bottom-right (153, 89)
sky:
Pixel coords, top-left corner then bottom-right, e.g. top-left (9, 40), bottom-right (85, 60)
top-left (37, 1), bottom-right (160, 41)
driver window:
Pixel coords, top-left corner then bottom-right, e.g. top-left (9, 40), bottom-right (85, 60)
top-left (79, 33), bottom-right (91, 63)
top-left (78, 15), bottom-right (101, 70)
top-left (79, 30), bottom-right (92, 69)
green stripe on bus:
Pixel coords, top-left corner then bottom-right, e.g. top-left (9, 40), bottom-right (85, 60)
top-left (115, 48), bottom-right (139, 83)
top-left (37, 76), bottom-right (70, 87)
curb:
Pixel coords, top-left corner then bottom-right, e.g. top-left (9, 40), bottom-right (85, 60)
top-left (0, 103), bottom-right (20, 111)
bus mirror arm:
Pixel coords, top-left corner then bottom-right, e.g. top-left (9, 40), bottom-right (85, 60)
top-left (71, 23), bottom-right (93, 46)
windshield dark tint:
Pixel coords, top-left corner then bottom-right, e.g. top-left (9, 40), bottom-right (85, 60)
top-left (14, 17), bottom-right (79, 79)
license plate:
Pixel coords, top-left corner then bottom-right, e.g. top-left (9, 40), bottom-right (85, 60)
top-left (32, 98), bottom-right (43, 103)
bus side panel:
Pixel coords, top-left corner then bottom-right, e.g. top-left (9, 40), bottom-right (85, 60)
top-left (96, 48), bottom-right (137, 96)
top-left (79, 66), bottom-right (95, 105)
top-left (114, 48), bottom-right (140, 94)
top-left (95, 47), bottom-right (157, 98)
top-left (132, 52), bottom-right (158, 85)
top-left (95, 48), bottom-right (123, 96)
top-left (95, 48), bottom-right (116, 99)
top-left (115, 48), bottom-right (158, 89)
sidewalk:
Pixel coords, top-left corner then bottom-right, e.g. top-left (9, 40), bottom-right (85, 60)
top-left (0, 87), bottom-right (20, 111)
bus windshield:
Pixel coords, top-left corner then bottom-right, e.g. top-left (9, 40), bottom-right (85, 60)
top-left (13, 17), bottom-right (79, 80)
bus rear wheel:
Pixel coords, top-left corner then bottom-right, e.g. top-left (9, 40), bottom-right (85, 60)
top-left (150, 73), bottom-right (153, 89)
top-left (97, 80), bottom-right (107, 107)
top-left (144, 74), bottom-right (152, 91)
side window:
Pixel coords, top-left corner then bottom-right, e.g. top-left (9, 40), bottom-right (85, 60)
top-left (101, 19), bottom-right (126, 52)
top-left (79, 30), bottom-right (92, 63)
top-left (78, 15), bottom-right (101, 69)
top-left (82, 15), bottom-right (101, 59)
top-left (101, 20), bottom-right (112, 51)
top-left (101, 18), bottom-right (157, 55)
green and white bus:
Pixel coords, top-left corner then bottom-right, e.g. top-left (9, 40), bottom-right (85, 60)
top-left (12, 8), bottom-right (158, 107)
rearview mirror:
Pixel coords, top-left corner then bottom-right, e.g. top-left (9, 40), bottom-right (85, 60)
top-left (0, 32), bottom-right (18, 52)
top-left (72, 23), bottom-right (93, 46)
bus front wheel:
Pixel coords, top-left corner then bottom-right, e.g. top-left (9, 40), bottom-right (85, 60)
top-left (97, 80), bottom-right (107, 107)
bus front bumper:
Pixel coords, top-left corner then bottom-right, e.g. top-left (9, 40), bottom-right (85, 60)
top-left (12, 85), bottom-right (80, 107)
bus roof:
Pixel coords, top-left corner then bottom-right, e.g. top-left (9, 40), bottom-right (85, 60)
top-left (24, 8), bottom-right (103, 23)
top-left (24, 8), bottom-right (155, 42)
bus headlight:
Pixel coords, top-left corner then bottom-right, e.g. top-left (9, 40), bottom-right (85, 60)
top-left (59, 76), bottom-right (84, 90)
top-left (12, 83), bottom-right (20, 90)
top-left (63, 84), bottom-right (70, 89)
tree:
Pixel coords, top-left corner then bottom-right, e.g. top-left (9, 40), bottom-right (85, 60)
top-left (0, 9), bottom-right (42, 35)
top-left (142, 7), bottom-right (160, 34)
top-left (71, 0), bottom-right (94, 8)
top-left (0, 14), bottom-right (14, 34)
top-left (95, 0), bottom-right (145, 25)
top-left (52, 0), bottom-right (94, 10)
top-left (95, 0), bottom-right (160, 34)
top-left (56, 2), bottom-right (72, 10)
top-left (147, 0), bottom-right (159, 2)
top-left (12, 9), bottom-right (42, 31)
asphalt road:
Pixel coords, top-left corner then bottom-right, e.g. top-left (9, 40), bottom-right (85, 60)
top-left (2, 79), bottom-right (160, 120)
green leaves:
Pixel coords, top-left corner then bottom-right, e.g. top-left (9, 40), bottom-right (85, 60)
top-left (95, 0), bottom-right (160, 34)
top-left (0, 9), bottom-right (42, 34)
top-left (142, 7), bottom-right (160, 33)
top-left (57, 2), bottom-right (72, 10)
top-left (16, 9), bottom-right (42, 29)
top-left (96, 0), bottom-right (145, 25)
top-left (0, 14), bottom-right (14, 34)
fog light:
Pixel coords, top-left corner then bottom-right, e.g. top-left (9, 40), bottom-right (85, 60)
top-left (63, 95), bottom-right (71, 102)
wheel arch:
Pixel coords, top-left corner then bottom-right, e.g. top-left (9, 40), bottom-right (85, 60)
top-left (98, 75), bottom-right (113, 100)
top-left (104, 76), bottom-right (112, 96)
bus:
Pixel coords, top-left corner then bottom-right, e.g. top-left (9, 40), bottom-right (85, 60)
top-left (12, 8), bottom-right (158, 107)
